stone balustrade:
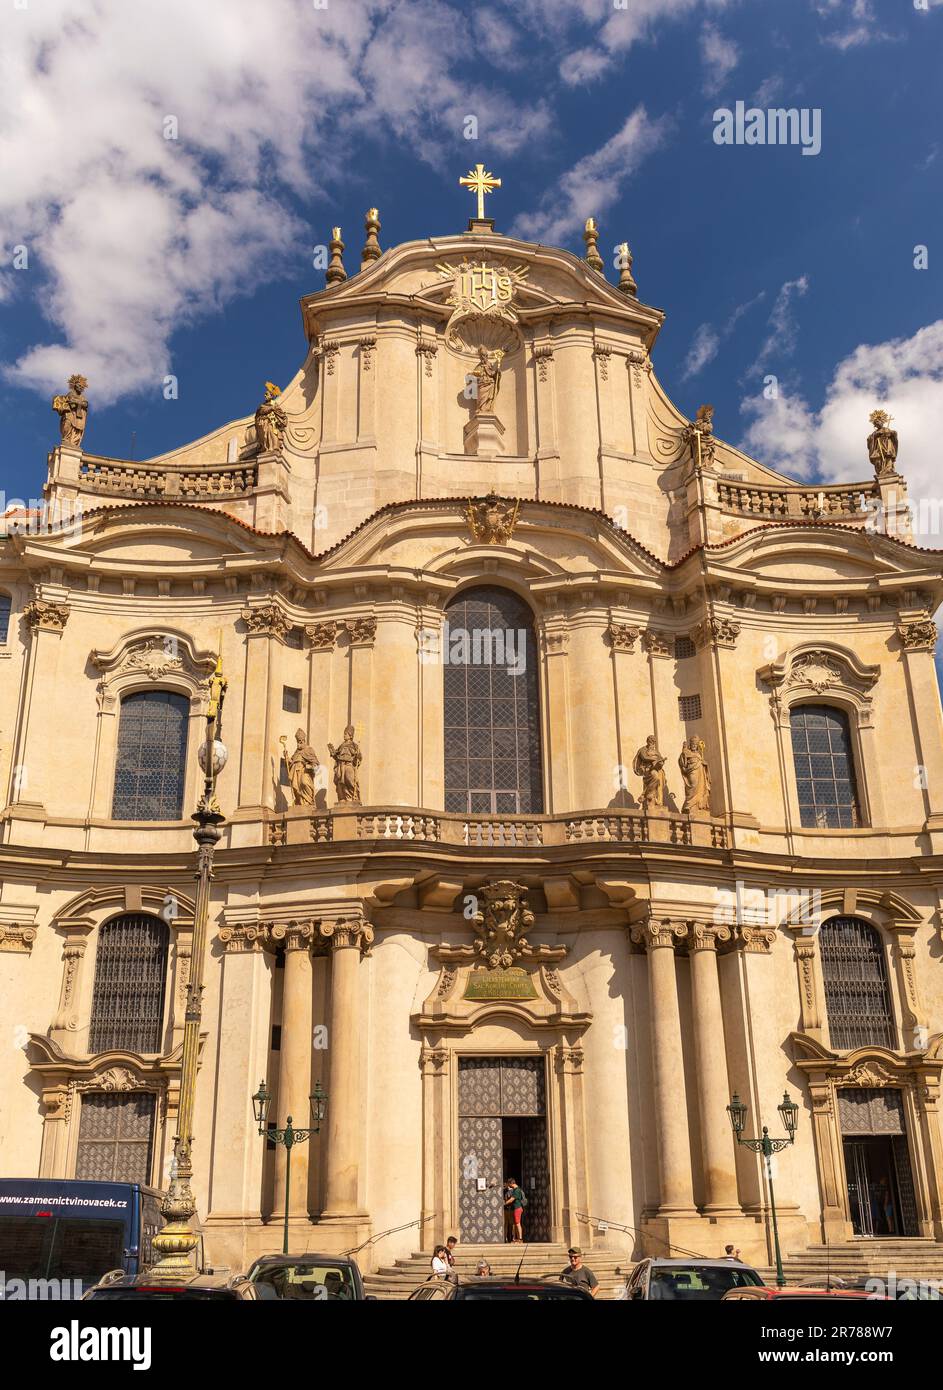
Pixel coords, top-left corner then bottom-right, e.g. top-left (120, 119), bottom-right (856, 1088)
top-left (716, 478), bottom-right (873, 522)
top-left (266, 804), bottom-right (729, 850)
top-left (76, 456), bottom-right (258, 500)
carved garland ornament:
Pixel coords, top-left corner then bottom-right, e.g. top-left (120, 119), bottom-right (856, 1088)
top-left (473, 881), bottom-right (534, 970)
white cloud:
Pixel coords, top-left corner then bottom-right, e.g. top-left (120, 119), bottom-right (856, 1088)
top-left (700, 23), bottom-right (740, 96)
top-left (682, 289), bottom-right (766, 379)
top-left (0, 0), bottom-right (553, 406)
top-left (683, 324), bottom-right (722, 378)
top-left (739, 320), bottom-right (943, 541)
top-left (510, 107), bottom-right (672, 245)
top-left (813, 0), bottom-right (895, 49)
top-left (747, 275), bottom-right (810, 377)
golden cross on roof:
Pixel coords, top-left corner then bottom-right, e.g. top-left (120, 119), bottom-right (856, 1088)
top-left (459, 163), bottom-right (501, 221)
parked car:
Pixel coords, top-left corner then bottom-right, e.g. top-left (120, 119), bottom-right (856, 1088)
top-left (793, 1274), bottom-right (939, 1300)
top-left (83, 1269), bottom-right (261, 1301)
top-left (617, 1258), bottom-right (765, 1301)
top-left (246, 1253), bottom-right (369, 1301)
top-left (723, 1284), bottom-right (890, 1301)
top-left (409, 1276), bottom-right (594, 1301)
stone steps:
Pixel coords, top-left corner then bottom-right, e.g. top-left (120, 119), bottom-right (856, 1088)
top-left (757, 1240), bottom-right (943, 1286)
top-left (364, 1243), bottom-right (634, 1301)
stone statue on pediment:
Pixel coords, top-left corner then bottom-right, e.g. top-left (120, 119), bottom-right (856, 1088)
top-left (684, 403), bottom-right (716, 471)
top-left (255, 381), bottom-right (287, 453)
top-left (867, 409), bottom-right (898, 476)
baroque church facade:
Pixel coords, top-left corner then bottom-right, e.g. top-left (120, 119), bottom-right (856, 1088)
top-left (2, 181), bottom-right (943, 1274)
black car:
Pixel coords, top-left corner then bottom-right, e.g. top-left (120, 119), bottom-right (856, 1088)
top-left (408, 1277), bottom-right (594, 1301)
top-left (246, 1253), bottom-right (369, 1301)
top-left (84, 1270), bottom-right (261, 1301)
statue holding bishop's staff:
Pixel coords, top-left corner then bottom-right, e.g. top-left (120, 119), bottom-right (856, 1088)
top-left (280, 729), bottom-right (319, 806)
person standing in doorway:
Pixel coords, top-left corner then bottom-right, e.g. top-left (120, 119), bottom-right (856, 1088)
top-left (504, 1177), bottom-right (526, 1243)
top-left (559, 1247), bottom-right (599, 1298)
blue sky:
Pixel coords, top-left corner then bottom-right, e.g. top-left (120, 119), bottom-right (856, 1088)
top-left (1, 0), bottom-right (941, 518)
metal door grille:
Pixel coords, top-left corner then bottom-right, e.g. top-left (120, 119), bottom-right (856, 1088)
top-left (820, 916), bottom-right (894, 1050)
top-left (443, 588), bottom-right (543, 815)
top-left (112, 689), bottom-right (189, 821)
top-left (75, 1092), bottom-right (156, 1184)
top-left (89, 914), bottom-right (169, 1053)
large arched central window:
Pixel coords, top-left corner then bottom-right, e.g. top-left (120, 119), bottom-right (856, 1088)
top-left (790, 704), bottom-right (861, 829)
top-left (820, 915), bottom-right (894, 1050)
top-left (88, 913), bottom-right (170, 1053)
top-left (443, 587), bottom-right (543, 815)
top-left (112, 689), bottom-right (189, 821)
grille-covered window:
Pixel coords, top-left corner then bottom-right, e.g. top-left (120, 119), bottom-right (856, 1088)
top-left (675, 635), bottom-right (696, 660)
top-left (0, 593), bottom-right (10, 643)
top-left (443, 587), bottom-right (543, 815)
top-left (75, 1093), bottom-right (156, 1185)
top-left (820, 916), bottom-right (894, 1050)
top-left (791, 704), bottom-right (860, 829)
top-left (678, 693), bottom-right (702, 721)
top-left (112, 689), bottom-right (189, 821)
top-left (89, 914), bottom-right (169, 1053)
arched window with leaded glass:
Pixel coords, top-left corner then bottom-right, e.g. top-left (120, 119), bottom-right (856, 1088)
top-left (790, 704), bottom-right (861, 829)
top-left (443, 587), bottom-right (544, 815)
top-left (112, 689), bottom-right (189, 821)
top-left (88, 914), bottom-right (170, 1053)
top-left (820, 916), bottom-right (894, 1050)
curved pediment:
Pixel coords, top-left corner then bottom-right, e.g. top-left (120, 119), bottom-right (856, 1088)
top-left (704, 525), bottom-right (943, 585)
top-left (317, 497), bottom-right (665, 585)
top-left (302, 231), bottom-right (664, 348)
top-left (56, 504), bottom-right (287, 564)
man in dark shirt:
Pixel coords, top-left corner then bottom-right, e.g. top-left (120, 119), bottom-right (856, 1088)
top-left (560, 1247), bottom-right (599, 1297)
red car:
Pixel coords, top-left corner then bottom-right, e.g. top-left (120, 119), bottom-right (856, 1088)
top-left (723, 1285), bottom-right (890, 1301)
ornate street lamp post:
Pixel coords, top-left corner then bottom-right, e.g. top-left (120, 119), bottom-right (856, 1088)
top-left (147, 654), bottom-right (228, 1277)
top-left (252, 1079), bottom-right (327, 1256)
top-left (727, 1091), bottom-right (799, 1288)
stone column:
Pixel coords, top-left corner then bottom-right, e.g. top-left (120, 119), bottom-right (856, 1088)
top-left (420, 1044), bottom-right (450, 1249)
top-left (688, 924), bottom-right (740, 1214)
top-left (343, 617), bottom-right (376, 804)
top-left (206, 924), bottom-right (276, 1229)
top-left (237, 602), bottom-right (288, 816)
top-left (539, 618), bottom-right (573, 813)
top-left (49, 922), bottom-right (94, 1055)
top-left (273, 921), bottom-right (314, 1218)
top-left (634, 920), bottom-right (696, 1213)
top-left (10, 598), bottom-right (70, 812)
top-left (897, 618), bottom-right (943, 833)
top-left (319, 917), bottom-right (373, 1222)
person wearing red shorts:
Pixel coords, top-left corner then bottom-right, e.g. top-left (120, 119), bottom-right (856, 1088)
top-left (504, 1177), bottom-right (526, 1243)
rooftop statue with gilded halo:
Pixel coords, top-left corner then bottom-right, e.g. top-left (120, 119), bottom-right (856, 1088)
top-left (867, 409), bottom-right (899, 477)
top-left (52, 374), bottom-right (89, 447)
top-left (280, 729), bottom-right (319, 806)
top-left (329, 725), bottom-right (362, 804)
top-left (255, 381), bottom-right (287, 453)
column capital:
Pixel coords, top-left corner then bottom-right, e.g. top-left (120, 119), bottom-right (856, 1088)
top-left (241, 601), bottom-right (290, 641)
top-left (319, 918), bottom-right (374, 954)
top-left (630, 918), bottom-right (689, 951)
top-left (733, 923), bottom-right (777, 954)
top-left (305, 620), bottom-right (341, 651)
top-left (24, 598), bottom-right (70, 633)
top-left (270, 919), bottom-right (316, 952)
top-left (687, 922), bottom-right (732, 952)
